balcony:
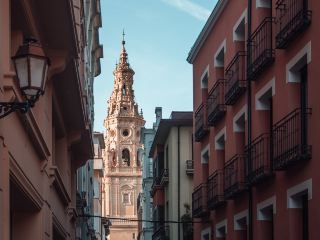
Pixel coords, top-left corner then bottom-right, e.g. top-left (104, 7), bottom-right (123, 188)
top-left (245, 134), bottom-right (272, 184)
top-left (207, 171), bottom-right (225, 210)
top-left (152, 225), bottom-right (170, 240)
top-left (224, 154), bottom-right (247, 199)
top-left (248, 17), bottom-right (275, 81)
top-left (150, 177), bottom-right (161, 197)
top-left (273, 108), bottom-right (312, 170)
top-left (276, 0), bottom-right (312, 49)
top-left (93, 158), bottom-right (104, 177)
top-left (192, 183), bottom-right (208, 218)
top-left (160, 169), bottom-right (169, 186)
top-left (225, 51), bottom-right (247, 105)
top-left (195, 103), bottom-right (209, 142)
top-left (186, 160), bottom-right (194, 175)
top-left (207, 79), bottom-right (226, 126)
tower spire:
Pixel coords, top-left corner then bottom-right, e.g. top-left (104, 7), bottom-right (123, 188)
top-left (122, 29), bottom-right (125, 46)
top-left (119, 30), bottom-right (128, 66)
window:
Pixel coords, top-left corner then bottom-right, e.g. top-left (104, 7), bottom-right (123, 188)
top-left (233, 9), bottom-right (247, 42)
top-left (122, 84), bottom-right (126, 95)
top-left (123, 193), bottom-right (129, 204)
top-left (214, 39), bottom-right (226, 68)
top-left (201, 145), bottom-right (210, 164)
top-left (122, 129), bottom-right (129, 137)
top-left (216, 219), bottom-right (227, 239)
top-left (201, 227), bottom-right (211, 240)
top-left (215, 127), bottom-right (226, 150)
top-left (287, 179), bottom-right (312, 240)
top-left (257, 196), bottom-right (276, 240)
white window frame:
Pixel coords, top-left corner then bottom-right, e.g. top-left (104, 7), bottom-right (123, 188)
top-left (286, 41), bottom-right (311, 83)
top-left (215, 127), bottom-right (226, 150)
top-left (201, 65), bottom-right (209, 89)
top-left (201, 144), bottom-right (210, 164)
top-left (287, 179), bottom-right (312, 208)
top-left (201, 227), bottom-right (211, 240)
top-left (255, 77), bottom-right (276, 110)
top-left (234, 209), bottom-right (248, 230)
top-left (233, 9), bottom-right (247, 41)
top-left (233, 105), bottom-right (247, 132)
top-left (214, 39), bottom-right (226, 67)
top-left (257, 196), bottom-right (276, 221)
top-left (216, 219), bottom-right (227, 238)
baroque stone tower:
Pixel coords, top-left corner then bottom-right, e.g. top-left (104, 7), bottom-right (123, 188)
top-left (103, 36), bottom-right (145, 240)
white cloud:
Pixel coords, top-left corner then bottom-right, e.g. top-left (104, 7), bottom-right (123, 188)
top-left (161, 0), bottom-right (210, 21)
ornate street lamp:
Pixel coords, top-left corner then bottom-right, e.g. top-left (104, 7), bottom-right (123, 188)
top-left (0, 38), bottom-right (50, 118)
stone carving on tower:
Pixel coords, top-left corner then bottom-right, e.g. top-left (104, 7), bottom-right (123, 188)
top-left (102, 34), bottom-right (145, 240)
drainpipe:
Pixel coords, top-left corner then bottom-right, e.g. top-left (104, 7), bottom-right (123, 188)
top-left (178, 126), bottom-right (181, 240)
top-left (247, 0), bottom-right (253, 240)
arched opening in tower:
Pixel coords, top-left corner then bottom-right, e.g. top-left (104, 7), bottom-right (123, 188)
top-left (122, 148), bottom-right (130, 166)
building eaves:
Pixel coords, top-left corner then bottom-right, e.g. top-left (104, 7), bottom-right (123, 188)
top-left (148, 115), bottom-right (192, 158)
top-left (186, 0), bottom-right (228, 64)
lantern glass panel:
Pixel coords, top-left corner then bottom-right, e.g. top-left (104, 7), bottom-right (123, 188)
top-left (29, 56), bottom-right (45, 89)
top-left (14, 57), bottom-right (29, 88)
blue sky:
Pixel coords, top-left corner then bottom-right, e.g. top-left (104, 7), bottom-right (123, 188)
top-left (94, 0), bottom-right (217, 132)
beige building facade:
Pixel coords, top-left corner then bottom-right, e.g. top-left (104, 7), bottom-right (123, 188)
top-left (150, 112), bottom-right (194, 240)
top-left (103, 38), bottom-right (145, 240)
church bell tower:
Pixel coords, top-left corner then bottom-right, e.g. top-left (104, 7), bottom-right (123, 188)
top-left (103, 34), bottom-right (145, 240)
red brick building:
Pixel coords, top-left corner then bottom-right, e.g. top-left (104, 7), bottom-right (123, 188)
top-left (187, 0), bottom-right (319, 239)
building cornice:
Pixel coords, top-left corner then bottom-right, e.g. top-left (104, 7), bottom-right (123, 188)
top-left (187, 0), bottom-right (229, 64)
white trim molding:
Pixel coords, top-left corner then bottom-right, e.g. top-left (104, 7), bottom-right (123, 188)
top-left (215, 127), bottom-right (226, 150)
top-left (255, 77), bottom-right (276, 110)
top-left (201, 65), bottom-right (210, 89)
top-left (257, 196), bottom-right (276, 220)
top-left (201, 227), bottom-right (211, 240)
top-left (233, 105), bottom-right (247, 132)
top-left (214, 39), bottom-right (226, 67)
top-left (201, 144), bottom-right (210, 164)
top-left (287, 179), bottom-right (312, 209)
top-left (234, 209), bottom-right (248, 230)
top-left (216, 219), bottom-right (227, 237)
top-left (233, 9), bottom-right (247, 41)
top-left (286, 41), bottom-right (311, 83)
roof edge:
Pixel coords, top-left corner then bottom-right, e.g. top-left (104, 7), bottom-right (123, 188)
top-left (187, 0), bottom-right (228, 64)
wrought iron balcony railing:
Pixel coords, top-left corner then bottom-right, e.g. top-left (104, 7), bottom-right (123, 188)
top-left (207, 79), bottom-right (226, 126)
top-left (151, 177), bottom-right (162, 197)
top-left (152, 225), bottom-right (170, 240)
top-left (245, 133), bottom-right (272, 185)
top-left (224, 154), bottom-right (247, 199)
top-left (248, 17), bottom-right (275, 81)
top-left (273, 108), bottom-right (312, 170)
top-left (276, 0), bottom-right (312, 49)
top-left (192, 183), bottom-right (208, 218)
top-left (186, 160), bottom-right (194, 175)
top-left (195, 103), bottom-right (209, 142)
top-left (207, 170), bottom-right (225, 210)
top-left (225, 51), bottom-right (247, 105)
top-left (160, 169), bottom-right (169, 186)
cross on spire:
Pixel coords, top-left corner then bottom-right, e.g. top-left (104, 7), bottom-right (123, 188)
top-left (122, 29), bottom-right (125, 46)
